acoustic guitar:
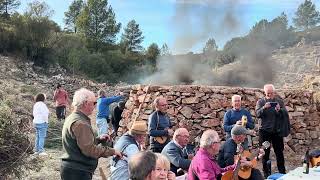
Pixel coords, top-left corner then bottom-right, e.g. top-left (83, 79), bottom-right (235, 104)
top-left (236, 141), bottom-right (270, 179)
top-left (221, 143), bottom-right (244, 180)
top-left (154, 136), bottom-right (168, 144)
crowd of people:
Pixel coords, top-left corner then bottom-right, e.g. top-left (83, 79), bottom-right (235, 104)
top-left (31, 83), bottom-right (290, 180)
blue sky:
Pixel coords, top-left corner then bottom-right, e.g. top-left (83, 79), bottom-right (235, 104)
top-left (18, 0), bottom-right (320, 54)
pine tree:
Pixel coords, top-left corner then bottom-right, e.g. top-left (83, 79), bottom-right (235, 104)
top-left (77, 0), bottom-right (121, 51)
top-left (203, 38), bottom-right (218, 54)
top-left (120, 20), bottom-right (144, 53)
top-left (160, 43), bottom-right (171, 56)
top-left (0, 0), bottom-right (20, 18)
top-left (64, 0), bottom-right (84, 33)
top-left (293, 0), bottom-right (320, 30)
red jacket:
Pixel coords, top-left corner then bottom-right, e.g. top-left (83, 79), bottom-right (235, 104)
top-left (53, 89), bottom-right (69, 107)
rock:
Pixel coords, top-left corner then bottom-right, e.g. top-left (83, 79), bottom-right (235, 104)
top-left (179, 106), bottom-right (194, 118)
top-left (182, 97), bottom-right (200, 104)
top-left (200, 118), bottom-right (221, 127)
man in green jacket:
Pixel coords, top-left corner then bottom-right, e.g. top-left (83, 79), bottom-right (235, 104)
top-left (60, 88), bottom-right (122, 180)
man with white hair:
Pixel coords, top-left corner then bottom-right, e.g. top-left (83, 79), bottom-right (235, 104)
top-left (161, 128), bottom-right (192, 175)
top-left (188, 130), bottom-right (236, 180)
top-left (60, 88), bottom-right (122, 180)
top-left (256, 84), bottom-right (289, 178)
top-left (224, 95), bottom-right (255, 137)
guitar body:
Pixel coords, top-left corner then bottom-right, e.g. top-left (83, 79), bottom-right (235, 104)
top-left (235, 150), bottom-right (253, 179)
top-left (221, 170), bottom-right (235, 180)
top-left (154, 136), bottom-right (168, 144)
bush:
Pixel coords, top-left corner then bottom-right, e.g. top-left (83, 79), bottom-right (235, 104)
top-left (0, 101), bottom-right (38, 179)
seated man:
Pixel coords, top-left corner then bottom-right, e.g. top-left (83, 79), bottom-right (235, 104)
top-left (188, 130), bottom-right (236, 180)
top-left (161, 128), bottom-right (192, 175)
top-left (218, 125), bottom-right (264, 180)
top-left (110, 121), bottom-right (147, 180)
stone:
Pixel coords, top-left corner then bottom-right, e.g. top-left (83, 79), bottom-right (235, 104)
top-left (200, 118), bottom-right (221, 127)
top-left (182, 97), bottom-right (200, 104)
top-left (179, 106), bottom-right (194, 118)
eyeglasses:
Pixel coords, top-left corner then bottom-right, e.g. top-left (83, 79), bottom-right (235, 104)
top-left (93, 101), bottom-right (97, 105)
top-left (155, 168), bottom-right (169, 173)
top-left (159, 103), bottom-right (168, 107)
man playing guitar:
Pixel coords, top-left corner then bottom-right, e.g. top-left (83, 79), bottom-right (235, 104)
top-left (148, 97), bottom-right (174, 153)
top-left (218, 125), bottom-right (265, 180)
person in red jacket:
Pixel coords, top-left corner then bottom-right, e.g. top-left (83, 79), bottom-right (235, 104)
top-left (53, 84), bottom-right (69, 121)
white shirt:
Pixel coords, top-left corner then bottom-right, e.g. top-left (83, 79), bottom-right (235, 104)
top-left (33, 101), bottom-right (49, 124)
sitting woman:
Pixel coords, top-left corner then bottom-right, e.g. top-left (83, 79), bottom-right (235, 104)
top-left (155, 153), bottom-right (176, 180)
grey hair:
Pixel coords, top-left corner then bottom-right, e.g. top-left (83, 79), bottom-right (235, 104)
top-left (200, 130), bottom-right (220, 148)
top-left (72, 88), bottom-right (95, 108)
top-left (98, 89), bottom-right (105, 97)
top-left (173, 128), bottom-right (188, 140)
top-left (231, 95), bottom-right (241, 102)
top-left (264, 84), bottom-right (275, 91)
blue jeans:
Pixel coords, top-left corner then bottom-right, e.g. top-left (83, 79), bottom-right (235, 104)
top-left (34, 122), bottom-right (48, 153)
top-left (96, 117), bottom-right (108, 136)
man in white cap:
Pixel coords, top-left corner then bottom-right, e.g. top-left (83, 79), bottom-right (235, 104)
top-left (110, 121), bottom-right (148, 180)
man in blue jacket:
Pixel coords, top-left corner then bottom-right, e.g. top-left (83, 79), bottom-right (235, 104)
top-left (223, 95), bottom-right (255, 148)
top-left (148, 97), bottom-right (174, 153)
top-left (161, 128), bottom-right (192, 175)
top-left (96, 89), bottom-right (123, 136)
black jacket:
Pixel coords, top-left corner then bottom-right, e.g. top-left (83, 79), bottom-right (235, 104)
top-left (256, 97), bottom-right (290, 136)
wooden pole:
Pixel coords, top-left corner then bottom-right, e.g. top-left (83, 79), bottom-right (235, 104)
top-left (133, 85), bottom-right (150, 123)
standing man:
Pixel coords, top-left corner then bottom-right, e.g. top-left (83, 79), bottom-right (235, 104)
top-left (188, 130), bottom-right (236, 180)
top-left (161, 128), bottom-right (192, 175)
top-left (148, 97), bottom-right (174, 153)
top-left (60, 88), bottom-right (122, 180)
top-left (96, 89), bottom-right (123, 136)
top-left (223, 95), bottom-right (255, 148)
top-left (256, 84), bottom-right (289, 178)
top-left (218, 125), bottom-right (264, 180)
top-left (109, 101), bottom-right (126, 135)
top-left (110, 121), bottom-right (147, 180)
top-left (53, 84), bottom-right (69, 121)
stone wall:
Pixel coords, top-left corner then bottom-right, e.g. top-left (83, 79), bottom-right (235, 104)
top-left (120, 85), bottom-right (320, 152)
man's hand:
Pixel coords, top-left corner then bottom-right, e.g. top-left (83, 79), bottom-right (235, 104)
top-left (247, 130), bottom-right (257, 136)
top-left (114, 150), bottom-right (123, 159)
top-left (264, 102), bottom-right (271, 109)
top-left (99, 134), bottom-right (111, 142)
top-left (258, 148), bottom-right (265, 160)
top-left (236, 120), bottom-right (242, 125)
top-left (187, 154), bottom-right (194, 160)
top-left (167, 171), bottom-right (176, 180)
top-left (167, 129), bottom-right (174, 136)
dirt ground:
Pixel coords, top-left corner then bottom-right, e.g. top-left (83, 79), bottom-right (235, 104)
top-left (22, 138), bottom-right (320, 180)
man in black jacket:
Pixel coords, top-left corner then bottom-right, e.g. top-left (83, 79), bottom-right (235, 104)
top-left (218, 125), bottom-right (264, 180)
top-left (256, 84), bottom-right (288, 178)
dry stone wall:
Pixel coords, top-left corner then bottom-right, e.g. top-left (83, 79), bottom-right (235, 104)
top-left (120, 85), bottom-right (320, 152)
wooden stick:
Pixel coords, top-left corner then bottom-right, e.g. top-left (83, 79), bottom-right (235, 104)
top-left (133, 85), bottom-right (150, 123)
top-left (99, 167), bottom-right (107, 180)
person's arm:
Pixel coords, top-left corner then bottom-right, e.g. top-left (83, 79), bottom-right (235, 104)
top-left (196, 162), bottom-right (218, 180)
top-left (255, 99), bottom-right (265, 118)
top-left (148, 113), bottom-right (168, 137)
top-left (164, 145), bottom-right (191, 170)
top-left (224, 150), bottom-right (236, 166)
top-left (106, 96), bottom-right (123, 105)
top-left (72, 121), bottom-right (115, 158)
top-left (53, 90), bottom-right (58, 101)
top-left (245, 110), bottom-right (255, 130)
top-left (223, 110), bottom-right (234, 133)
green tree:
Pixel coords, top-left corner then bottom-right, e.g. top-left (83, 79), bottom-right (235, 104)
top-left (24, 0), bottom-right (54, 19)
top-left (64, 0), bottom-right (83, 33)
top-left (146, 43), bottom-right (160, 65)
top-left (120, 20), bottom-right (144, 53)
top-left (293, 0), bottom-right (320, 30)
top-left (203, 38), bottom-right (218, 54)
top-left (77, 0), bottom-right (121, 52)
top-left (160, 43), bottom-right (171, 56)
top-left (0, 0), bottom-right (20, 18)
